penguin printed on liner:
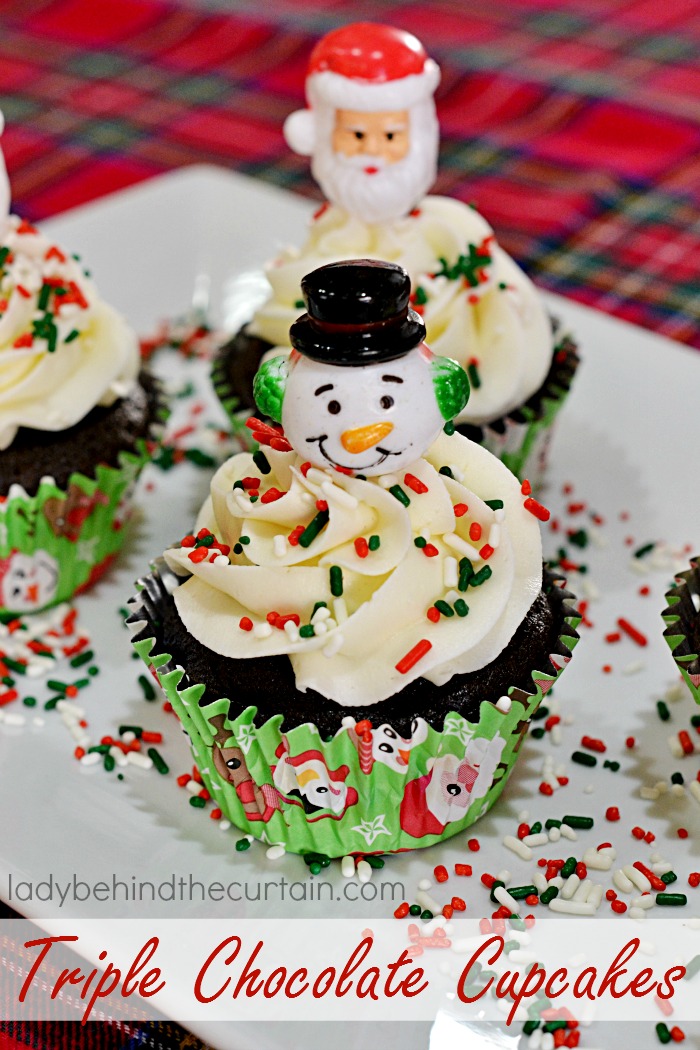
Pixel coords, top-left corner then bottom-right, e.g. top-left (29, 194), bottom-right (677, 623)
top-left (273, 737), bottom-right (358, 821)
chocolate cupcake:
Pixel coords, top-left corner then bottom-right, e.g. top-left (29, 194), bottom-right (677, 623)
top-left (213, 22), bottom-right (579, 485)
top-left (662, 556), bottom-right (700, 704)
top-left (132, 260), bottom-right (579, 856)
top-left (0, 205), bottom-right (165, 614)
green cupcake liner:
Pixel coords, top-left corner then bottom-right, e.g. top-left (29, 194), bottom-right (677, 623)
top-left (128, 562), bottom-right (580, 858)
top-left (0, 382), bottom-right (169, 617)
top-left (662, 556), bottom-right (700, 704)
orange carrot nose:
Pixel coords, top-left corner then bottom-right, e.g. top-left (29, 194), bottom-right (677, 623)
top-left (340, 422), bottom-right (393, 454)
top-left (26, 583), bottom-right (39, 604)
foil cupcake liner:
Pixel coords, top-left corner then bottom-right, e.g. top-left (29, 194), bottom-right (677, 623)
top-left (662, 556), bottom-right (700, 704)
top-left (0, 379), bottom-right (168, 616)
top-left (456, 320), bottom-right (579, 489)
top-left (127, 562), bottom-right (580, 857)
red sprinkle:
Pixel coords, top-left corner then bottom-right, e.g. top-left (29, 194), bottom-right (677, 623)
top-left (315, 499), bottom-right (328, 511)
top-left (677, 827), bottom-right (689, 839)
top-left (395, 639), bottom-right (432, 675)
top-left (288, 525), bottom-right (305, 546)
top-left (479, 543), bottom-right (494, 560)
top-left (605, 807), bottom-right (620, 821)
top-left (517, 822), bottom-right (530, 839)
top-left (354, 537), bottom-right (369, 559)
top-left (426, 607), bottom-right (440, 623)
top-left (469, 522), bottom-right (482, 541)
top-left (581, 735), bottom-right (606, 753)
top-left (626, 736), bottom-right (636, 749)
top-left (521, 479), bottom-right (532, 496)
top-left (261, 487), bottom-right (285, 503)
top-left (639, 585), bottom-right (650, 596)
top-left (602, 665), bottom-right (613, 674)
top-left (605, 632), bottom-right (621, 643)
top-left (655, 995), bottom-right (673, 1018)
top-left (467, 838), bottom-right (480, 852)
top-left (188, 547), bottom-right (209, 563)
top-left (575, 863), bottom-right (587, 880)
top-left (300, 462), bottom-right (312, 477)
top-left (404, 473), bottom-right (428, 494)
top-left (453, 503), bottom-right (468, 517)
top-left (669, 1027), bottom-right (685, 1043)
top-left (451, 896), bottom-right (466, 911)
top-left (434, 865), bottom-right (449, 883)
top-left (689, 873), bottom-right (700, 888)
top-left (241, 477), bottom-right (260, 491)
top-left (631, 826), bottom-right (645, 840)
top-left (605, 890), bottom-right (617, 901)
top-left (617, 617), bottom-right (647, 647)
top-left (633, 862), bottom-right (666, 891)
top-left (679, 730), bottom-right (694, 755)
top-left (422, 544), bottom-right (439, 558)
top-left (539, 782), bottom-right (554, 796)
top-left (524, 497), bottom-right (551, 522)
top-left (454, 864), bottom-right (472, 876)
top-left (481, 873), bottom-right (496, 888)
top-left (239, 617), bottom-right (253, 632)
top-left (442, 904), bottom-right (454, 919)
top-left (394, 902), bottom-right (410, 919)
top-left (74, 747), bottom-right (85, 760)
top-left (610, 899), bottom-right (627, 914)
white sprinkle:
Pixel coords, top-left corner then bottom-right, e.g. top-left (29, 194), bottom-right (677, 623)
top-left (667, 735), bottom-right (684, 758)
top-left (517, 809), bottom-right (529, 822)
top-left (509, 949), bottom-right (538, 966)
top-left (560, 874), bottom-right (581, 900)
top-left (548, 827), bottom-right (561, 843)
top-left (599, 845), bottom-right (617, 859)
top-left (496, 695), bottom-right (512, 714)
top-left (689, 781), bottom-right (700, 804)
top-left (266, 844), bottom-right (286, 861)
top-left (187, 780), bottom-right (202, 795)
top-left (488, 523), bottom-right (501, 549)
top-left (333, 597), bottom-right (348, 624)
top-left (503, 835), bottom-right (532, 861)
top-left (56, 699), bottom-right (84, 716)
top-left (356, 860), bottom-right (372, 884)
top-left (121, 730), bottom-right (137, 744)
top-left (284, 620), bottom-right (300, 644)
top-left (629, 907), bottom-right (646, 922)
top-left (559, 823), bottom-right (578, 841)
top-left (416, 889), bottom-right (442, 914)
top-left (314, 621), bottom-right (327, 635)
top-left (640, 785), bottom-right (660, 800)
top-left (573, 879), bottom-right (593, 903)
top-left (494, 885), bottom-right (520, 914)
top-left (523, 832), bottom-right (548, 848)
top-left (126, 750), bottom-right (152, 769)
top-left (671, 783), bottom-right (685, 798)
top-left (213, 554), bottom-right (229, 566)
top-left (665, 680), bottom-right (687, 703)
top-left (613, 869), bottom-right (634, 894)
top-left (588, 884), bottom-right (604, 910)
top-left (32, 717), bottom-right (44, 728)
top-left (548, 898), bottom-right (596, 916)
top-left (584, 784), bottom-right (594, 794)
top-left (273, 535), bottom-right (287, 558)
top-left (312, 605), bottom-right (331, 624)
top-left (533, 872), bottom-right (548, 894)
top-left (443, 532), bottom-right (482, 559)
top-left (444, 589), bottom-right (459, 603)
top-left (422, 915), bottom-right (448, 936)
top-left (632, 895), bottom-right (657, 911)
top-left (80, 751), bottom-right (102, 766)
top-left (583, 848), bottom-right (612, 871)
top-left (495, 869), bottom-right (511, 884)
top-left (109, 745), bottom-right (127, 767)
top-left (692, 593), bottom-right (700, 613)
top-left (341, 855), bottom-right (355, 878)
top-left (253, 622), bottom-right (273, 639)
top-left (418, 878), bottom-right (432, 891)
top-left (378, 474), bottom-right (399, 489)
top-left (3, 712), bottom-right (25, 726)
top-left (622, 660), bottom-right (645, 675)
top-left (551, 723), bottom-right (562, 745)
top-left (444, 557), bottom-right (458, 589)
top-left (219, 820), bottom-right (231, 831)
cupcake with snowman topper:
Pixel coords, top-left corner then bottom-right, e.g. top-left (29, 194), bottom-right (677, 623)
top-left (214, 21), bottom-right (579, 486)
top-left (0, 111), bottom-right (166, 615)
top-left (131, 260), bottom-right (580, 857)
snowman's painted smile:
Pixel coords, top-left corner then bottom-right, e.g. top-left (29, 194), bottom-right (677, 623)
top-left (308, 434), bottom-right (404, 472)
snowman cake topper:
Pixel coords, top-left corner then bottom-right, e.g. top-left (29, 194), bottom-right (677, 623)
top-left (253, 260), bottom-right (469, 476)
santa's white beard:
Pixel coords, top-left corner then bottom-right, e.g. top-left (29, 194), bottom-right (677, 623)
top-left (311, 125), bottom-right (437, 224)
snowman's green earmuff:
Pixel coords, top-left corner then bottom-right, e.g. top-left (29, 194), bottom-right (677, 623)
top-left (431, 356), bottom-right (470, 421)
top-left (253, 354), bottom-right (289, 423)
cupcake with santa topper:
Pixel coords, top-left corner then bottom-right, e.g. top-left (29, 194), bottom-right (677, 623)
top-left (133, 260), bottom-right (580, 857)
top-left (214, 22), bottom-right (579, 487)
top-left (0, 112), bottom-right (166, 615)
top-left (662, 556), bottom-right (700, 705)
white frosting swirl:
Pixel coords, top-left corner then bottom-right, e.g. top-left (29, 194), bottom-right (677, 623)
top-left (0, 215), bottom-right (140, 450)
top-left (165, 430), bottom-right (543, 707)
top-left (247, 197), bottom-right (553, 426)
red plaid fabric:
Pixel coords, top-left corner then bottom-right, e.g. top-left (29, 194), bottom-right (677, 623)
top-left (0, 0), bottom-right (696, 347)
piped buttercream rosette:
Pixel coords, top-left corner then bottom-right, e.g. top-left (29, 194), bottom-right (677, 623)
top-left (164, 429), bottom-right (543, 706)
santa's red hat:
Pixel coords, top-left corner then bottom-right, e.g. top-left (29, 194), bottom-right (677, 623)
top-left (284, 23), bottom-right (440, 156)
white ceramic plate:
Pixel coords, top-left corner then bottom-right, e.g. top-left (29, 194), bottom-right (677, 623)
top-left (2, 167), bottom-right (699, 1050)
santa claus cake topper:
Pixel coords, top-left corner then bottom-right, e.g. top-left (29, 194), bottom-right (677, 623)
top-left (254, 259), bottom-right (469, 476)
top-left (284, 23), bottom-right (440, 224)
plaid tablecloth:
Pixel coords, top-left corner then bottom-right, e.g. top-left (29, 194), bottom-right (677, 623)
top-left (0, 0), bottom-right (698, 348)
top-left (1, 1), bottom-right (699, 1048)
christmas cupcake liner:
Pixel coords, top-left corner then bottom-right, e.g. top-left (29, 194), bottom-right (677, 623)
top-left (212, 320), bottom-right (579, 490)
top-left (662, 556), bottom-right (700, 704)
top-left (127, 562), bottom-right (580, 858)
top-left (456, 321), bottom-right (579, 489)
top-left (0, 383), bottom-right (169, 617)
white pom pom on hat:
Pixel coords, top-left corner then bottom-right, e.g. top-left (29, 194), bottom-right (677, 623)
top-left (283, 22), bottom-right (440, 157)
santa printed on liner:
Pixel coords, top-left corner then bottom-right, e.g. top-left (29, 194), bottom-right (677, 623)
top-left (213, 22), bottom-right (579, 487)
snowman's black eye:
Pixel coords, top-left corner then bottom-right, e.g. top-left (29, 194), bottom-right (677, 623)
top-left (380, 395), bottom-right (394, 410)
top-left (327, 400), bottom-right (341, 415)
top-left (226, 757), bottom-right (241, 770)
top-left (379, 743), bottom-right (393, 754)
top-left (354, 131), bottom-right (365, 141)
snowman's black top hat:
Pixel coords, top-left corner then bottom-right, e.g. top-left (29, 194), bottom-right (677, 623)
top-left (289, 259), bottom-right (426, 365)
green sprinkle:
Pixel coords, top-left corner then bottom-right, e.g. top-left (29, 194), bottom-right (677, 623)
top-left (239, 535), bottom-right (250, 545)
top-left (434, 600), bottom-right (454, 618)
top-left (671, 772), bottom-right (684, 785)
top-left (540, 886), bottom-right (559, 905)
top-left (508, 885), bottom-right (538, 900)
top-left (484, 499), bottom-right (504, 510)
top-left (414, 536), bottom-right (427, 548)
top-left (185, 448), bottom-right (217, 468)
top-left (368, 535), bottom-right (380, 550)
top-left (454, 599), bottom-right (469, 617)
top-left (88, 745), bottom-right (110, 755)
top-left (413, 285), bottom-right (428, 305)
top-left (38, 284), bottom-right (51, 311)
top-left (119, 725), bottom-right (143, 738)
top-left (544, 819), bottom-right (561, 830)
top-left (420, 910), bottom-right (433, 921)
top-left (294, 299), bottom-right (305, 309)
top-left (467, 361), bottom-right (481, 389)
top-left (298, 509), bottom-right (330, 548)
top-left (22, 696), bottom-right (36, 707)
top-left (190, 797), bottom-right (206, 809)
top-left (529, 822), bottom-right (543, 834)
top-left (661, 871), bottom-right (677, 885)
top-left (562, 815), bottom-right (594, 830)
top-left (531, 727), bottom-right (546, 739)
top-left (458, 557), bottom-right (474, 591)
top-left (508, 916), bottom-right (526, 931)
top-left (561, 857), bottom-right (577, 878)
top-left (364, 855), bottom-right (385, 869)
top-left (657, 700), bottom-right (670, 721)
top-left (309, 862), bottom-right (322, 875)
top-left (603, 759), bottom-right (620, 771)
top-left (44, 697), bottom-right (61, 711)
top-left (330, 565), bottom-right (343, 597)
top-left (196, 534), bottom-right (215, 547)
top-left (70, 650), bottom-right (94, 668)
top-left (656, 893), bottom-right (686, 906)
top-left (104, 754), bottom-right (115, 772)
top-left (503, 939), bottom-right (520, 955)
top-left (684, 955), bottom-right (700, 980)
top-left (233, 480), bottom-right (245, 490)
top-left (438, 466), bottom-right (454, 479)
top-left (74, 678), bottom-right (90, 691)
top-left (0, 246), bottom-right (10, 267)
top-left (471, 565), bottom-right (492, 586)
top-left (148, 747), bottom-right (169, 775)
top-left (531, 705), bottom-right (549, 721)
top-left (543, 1021), bottom-right (568, 1032)
top-left (299, 625), bottom-right (315, 639)
top-left (389, 484), bottom-right (410, 507)
top-left (46, 679), bottom-right (68, 694)
top-left (3, 656), bottom-right (26, 674)
top-left (443, 420), bottom-right (455, 435)
top-left (138, 674), bottom-right (156, 701)
top-left (634, 542), bottom-right (655, 559)
top-left (64, 328), bottom-right (80, 343)
top-left (572, 750), bottom-right (597, 767)
top-left (692, 714), bottom-right (700, 728)
top-left (408, 904), bottom-right (421, 916)
top-left (252, 450), bottom-right (271, 474)
top-left (523, 1022), bottom-right (540, 1036)
top-left (568, 529), bottom-right (588, 549)
top-left (655, 1022), bottom-right (671, 1044)
top-left (88, 667), bottom-right (99, 677)
top-left (249, 493), bottom-right (258, 503)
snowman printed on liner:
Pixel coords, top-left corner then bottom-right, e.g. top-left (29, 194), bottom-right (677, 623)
top-left (254, 259), bottom-right (469, 476)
